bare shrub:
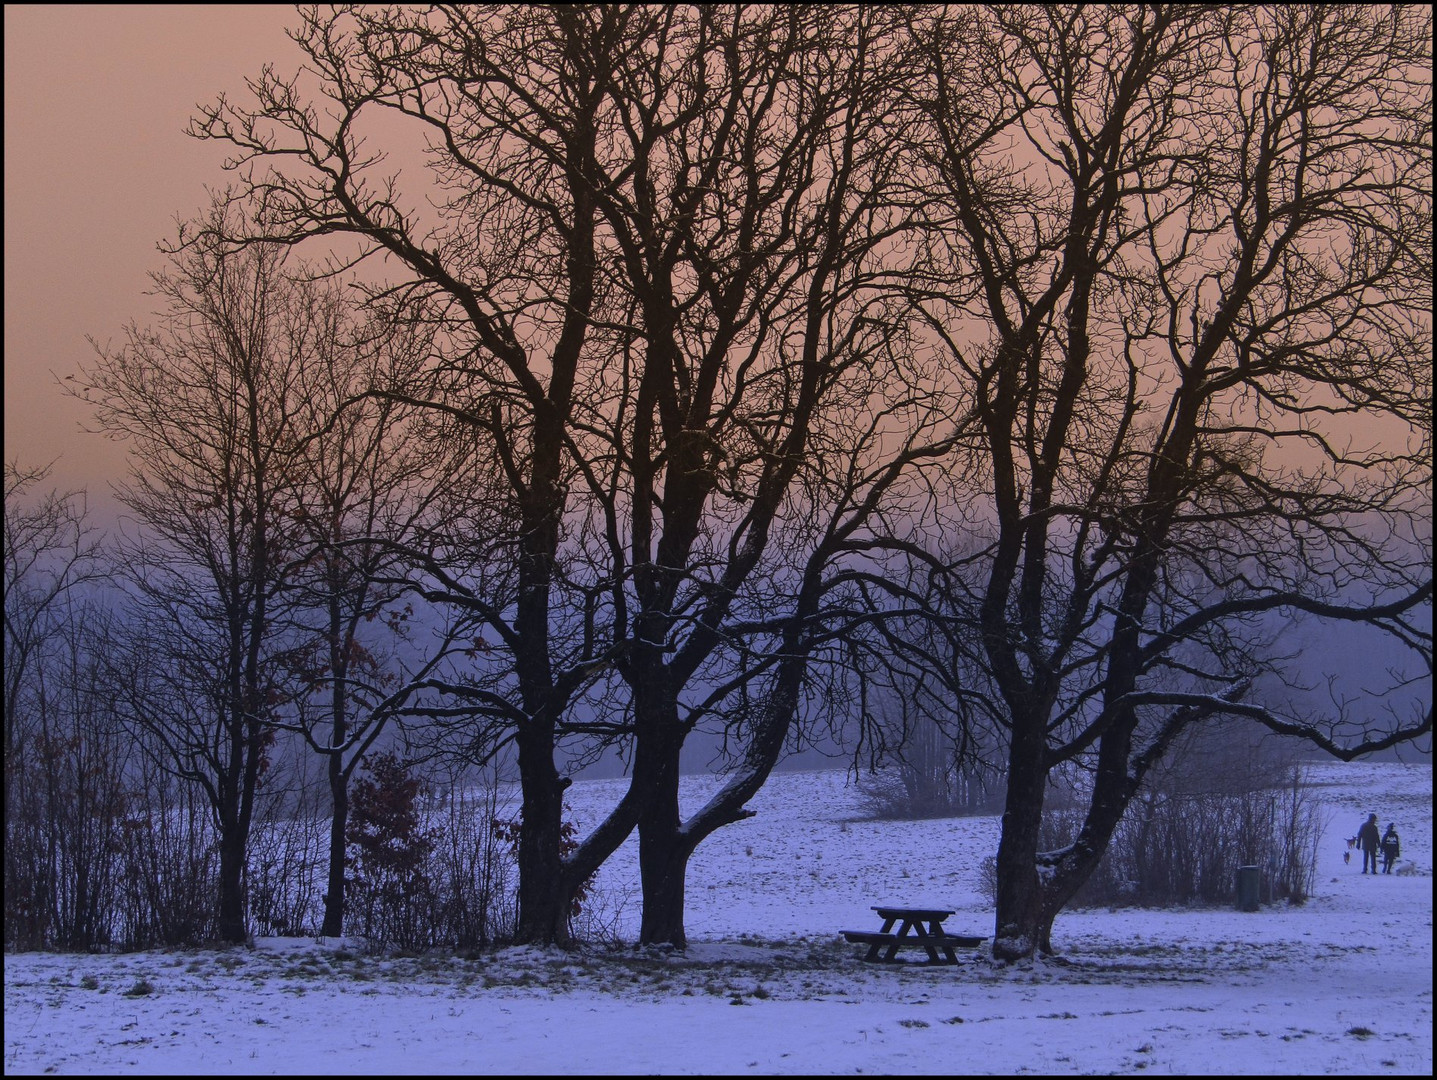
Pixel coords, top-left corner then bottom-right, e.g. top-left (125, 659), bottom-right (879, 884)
top-left (1061, 764), bottom-right (1323, 908)
top-left (5, 720), bottom-right (130, 951)
top-left (568, 877), bottom-right (634, 946)
top-left (344, 754), bottom-right (520, 951)
top-left (858, 720), bottom-right (1005, 820)
top-left (113, 758), bottom-right (219, 947)
top-left (426, 771), bottom-right (518, 949)
top-left (858, 765), bottom-right (1006, 820)
top-left (4, 464), bottom-right (108, 950)
top-left (980, 731), bottom-right (1324, 908)
top-left (246, 765), bottom-right (328, 938)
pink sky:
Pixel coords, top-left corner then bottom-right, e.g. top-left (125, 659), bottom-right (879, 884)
top-left (4, 5), bottom-right (303, 503)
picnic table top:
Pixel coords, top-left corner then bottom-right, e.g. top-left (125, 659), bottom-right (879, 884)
top-left (844, 929), bottom-right (985, 945)
top-left (872, 905), bottom-right (955, 921)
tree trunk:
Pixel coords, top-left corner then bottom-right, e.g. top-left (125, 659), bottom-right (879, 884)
top-left (513, 726), bottom-right (570, 944)
top-left (321, 752), bottom-right (347, 938)
top-left (217, 823), bottom-right (248, 943)
top-left (637, 826), bottom-right (691, 947)
top-left (633, 678), bottom-right (687, 947)
top-left (635, 728), bottom-right (690, 947)
top-left (991, 721), bottom-right (1050, 962)
top-left (635, 722), bottom-right (687, 946)
top-left (321, 613), bottom-right (349, 940)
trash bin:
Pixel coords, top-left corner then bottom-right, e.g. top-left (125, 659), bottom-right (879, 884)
top-left (1236, 865), bottom-right (1261, 911)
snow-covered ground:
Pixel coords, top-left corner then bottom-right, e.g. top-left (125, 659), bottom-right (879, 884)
top-left (4, 759), bottom-right (1431, 1075)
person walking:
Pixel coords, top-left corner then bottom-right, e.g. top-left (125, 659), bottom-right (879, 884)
top-left (1380, 823), bottom-right (1401, 874)
top-left (1357, 813), bottom-right (1381, 874)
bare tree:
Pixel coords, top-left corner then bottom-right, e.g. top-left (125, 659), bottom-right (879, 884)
top-left (269, 298), bottom-right (465, 939)
top-left (192, 4), bottom-right (971, 946)
top-left (569, 4), bottom-right (959, 945)
top-left (201, 3), bottom-right (639, 943)
top-left (75, 213), bottom-right (335, 942)
top-left (3, 463), bottom-right (109, 946)
top-left (912, 4), bottom-right (1431, 960)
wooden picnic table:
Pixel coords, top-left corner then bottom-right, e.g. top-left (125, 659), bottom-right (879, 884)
top-left (842, 906), bottom-right (985, 965)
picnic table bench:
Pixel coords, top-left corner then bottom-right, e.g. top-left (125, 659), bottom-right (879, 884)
top-left (842, 906), bottom-right (985, 965)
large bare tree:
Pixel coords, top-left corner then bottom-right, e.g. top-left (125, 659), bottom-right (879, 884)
top-left (193, 4), bottom-right (964, 946)
top-left (196, 4), bottom-right (682, 942)
top-left (912, 4), bottom-right (1431, 960)
top-left (565, 3), bottom-right (958, 945)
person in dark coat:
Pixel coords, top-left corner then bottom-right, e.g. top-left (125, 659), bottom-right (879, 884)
top-left (1380, 823), bottom-right (1401, 874)
top-left (1357, 813), bottom-right (1381, 874)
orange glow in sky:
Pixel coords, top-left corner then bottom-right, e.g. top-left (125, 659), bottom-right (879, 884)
top-left (4, 5), bottom-right (303, 506)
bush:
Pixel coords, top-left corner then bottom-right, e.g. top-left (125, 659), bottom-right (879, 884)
top-left (246, 776), bottom-right (327, 939)
top-left (857, 720), bottom-right (1006, 820)
top-left (113, 762), bottom-right (220, 947)
top-left (979, 730), bottom-right (1323, 909)
top-left (7, 715), bottom-right (226, 951)
top-left (1048, 768), bottom-right (1320, 907)
top-left (5, 730), bottom-right (129, 951)
top-left (7, 743), bottom-right (522, 953)
top-left (345, 751), bottom-right (438, 950)
top-left (344, 753), bottom-right (519, 951)
top-left (428, 777), bottom-right (517, 949)
top-left (857, 764), bottom-right (1006, 820)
